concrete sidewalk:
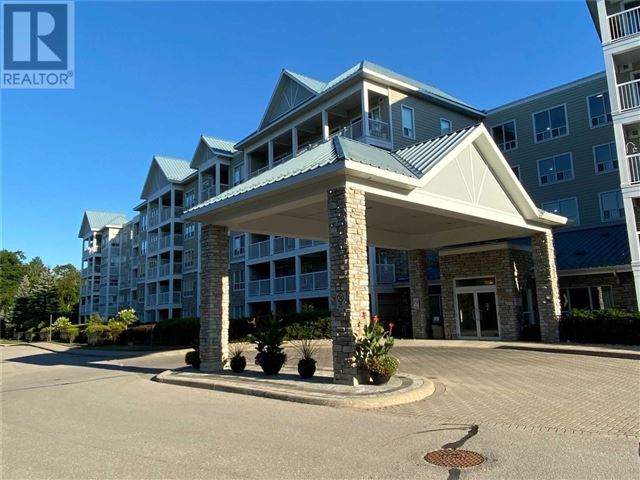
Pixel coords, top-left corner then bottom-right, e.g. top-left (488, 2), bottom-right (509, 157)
top-left (155, 366), bottom-right (435, 408)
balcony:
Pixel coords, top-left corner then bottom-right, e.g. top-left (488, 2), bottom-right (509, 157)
top-left (248, 239), bottom-right (271, 259)
top-left (147, 266), bottom-right (158, 280)
top-left (340, 118), bottom-right (391, 146)
top-left (248, 165), bottom-right (269, 180)
top-left (300, 271), bottom-right (329, 292)
top-left (248, 279), bottom-right (271, 297)
top-left (160, 234), bottom-right (183, 249)
top-left (148, 240), bottom-right (159, 253)
top-left (376, 264), bottom-right (396, 284)
top-left (608, 6), bottom-right (640, 41)
top-left (629, 154), bottom-right (640, 183)
top-left (273, 275), bottom-right (296, 295)
top-left (273, 237), bottom-right (296, 255)
top-left (298, 239), bottom-right (325, 249)
top-left (618, 79), bottom-right (640, 112)
top-left (201, 185), bottom-right (215, 201)
top-left (146, 294), bottom-right (157, 306)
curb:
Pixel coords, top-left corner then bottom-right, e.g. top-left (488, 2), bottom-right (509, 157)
top-left (152, 369), bottom-right (435, 409)
top-left (11, 342), bottom-right (189, 359)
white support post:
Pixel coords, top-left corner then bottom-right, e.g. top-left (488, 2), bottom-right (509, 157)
top-left (361, 84), bottom-right (370, 140)
top-left (268, 140), bottom-right (274, 168)
top-left (295, 255), bottom-right (302, 293)
top-left (596, 0), bottom-right (611, 44)
top-left (322, 110), bottom-right (329, 140)
top-left (215, 163), bottom-right (221, 196)
top-left (292, 127), bottom-right (298, 157)
top-left (623, 196), bottom-right (640, 309)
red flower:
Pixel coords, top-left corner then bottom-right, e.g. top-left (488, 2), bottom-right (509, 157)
top-left (362, 311), bottom-right (367, 318)
top-left (388, 322), bottom-right (395, 333)
top-left (373, 315), bottom-right (380, 324)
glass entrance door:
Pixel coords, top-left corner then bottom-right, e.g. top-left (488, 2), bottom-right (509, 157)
top-left (455, 284), bottom-right (500, 338)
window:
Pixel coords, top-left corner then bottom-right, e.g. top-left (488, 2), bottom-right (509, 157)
top-left (533, 105), bottom-right (568, 142)
top-left (560, 286), bottom-right (613, 312)
top-left (140, 239), bottom-right (147, 255)
top-left (232, 235), bottom-right (245, 256)
top-left (185, 222), bottom-right (196, 239)
top-left (185, 190), bottom-right (196, 209)
top-left (599, 190), bottom-right (624, 221)
top-left (537, 153), bottom-right (574, 185)
top-left (232, 270), bottom-right (245, 291)
top-left (183, 279), bottom-right (195, 297)
top-left (184, 249), bottom-right (195, 269)
top-left (401, 105), bottom-right (415, 139)
top-left (440, 118), bottom-right (452, 135)
top-left (511, 165), bottom-right (521, 180)
top-left (232, 305), bottom-right (244, 319)
top-left (233, 165), bottom-right (244, 186)
top-left (542, 197), bottom-right (579, 225)
top-left (593, 143), bottom-right (618, 174)
top-left (587, 92), bottom-right (612, 127)
top-left (491, 120), bottom-right (517, 151)
top-left (140, 214), bottom-right (148, 231)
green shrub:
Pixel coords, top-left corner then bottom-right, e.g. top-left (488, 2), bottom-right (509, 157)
top-left (559, 308), bottom-right (640, 345)
top-left (107, 319), bottom-right (127, 341)
top-left (367, 355), bottom-right (399, 376)
top-left (52, 317), bottom-right (72, 332)
top-left (87, 314), bottom-right (102, 325)
top-left (114, 309), bottom-right (137, 326)
top-left (229, 311), bottom-right (331, 342)
top-left (154, 318), bottom-right (200, 346)
top-left (60, 326), bottom-right (79, 343)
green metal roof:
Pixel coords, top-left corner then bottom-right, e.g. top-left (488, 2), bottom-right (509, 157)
top-left (154, 156), bottom-right (196, 182)
top-left (79, 210), bottom-right (128, 237)
top-left (202, 136), bottom-right (237, 155)
top-left (284, 70), bottom-right (326, 94)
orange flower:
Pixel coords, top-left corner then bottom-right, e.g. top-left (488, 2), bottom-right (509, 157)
top-left (388, 322), bottom-right (395, 333)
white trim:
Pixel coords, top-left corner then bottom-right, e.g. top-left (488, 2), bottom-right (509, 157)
top-left (598, 189), bottom-right (625, 222)
top-left (532, 103), bottom-right (569, 144)
top-left (592, 141), bottom-right (619, 175)
top-left (400, 104), bottom-right (415, 139)
top-left (439, 242), bottom-right (531, 256)
top-left (536, 152), bottom-right (575, 187)
top-left (541, 196), bottom-right (580, 226)
top-left (586, 90), bottom-right (613, 128)
top-left (489, 119), bottom-right (518, 152)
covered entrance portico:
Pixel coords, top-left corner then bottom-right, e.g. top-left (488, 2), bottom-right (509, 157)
top-left (183, 125), bottom-right (567, 385)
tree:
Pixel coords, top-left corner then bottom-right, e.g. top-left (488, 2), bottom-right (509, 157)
top-left (0, 250), bottom-right (26, 333)
top-left (52, 264), bottom-right (80, 315)
top-left (11, 274), bottom-right (32, 331)
top-left (28, 269), bottom-right (59, 329)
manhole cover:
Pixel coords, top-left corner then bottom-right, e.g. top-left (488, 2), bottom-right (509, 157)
top-left (424, 449), bottom-right (485, 468)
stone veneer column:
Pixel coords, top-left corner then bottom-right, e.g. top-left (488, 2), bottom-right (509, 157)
top-left (408, 250), bottom-right (431, 339)
top-left (199, 224), bottom-right (229, 371)
top-left (531, 231), bottom-right (561, 343)
top-left (327, 186), bottom-right (370, 385)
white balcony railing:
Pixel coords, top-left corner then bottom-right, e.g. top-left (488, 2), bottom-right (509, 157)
top-left (147, 267), bottom-right (157, 280)
top-left (376, 264), bottom-right (396, 284)
top-left (273, 237), bottom-right (296, 254)
top-left (618, 79), bottom-right (640, 111)
top-left (248, 279), bottom-right (271, 297)
top-left (158, 264), bottom-right (170, 277)
top-left (273, 275), bottom-right (296, 295)
top-left (146, 294), bottom-right (157, 306)
top-left (628, 154), bottom-right (640, 184)
top-left (158, 292), bottom-right (170, 305)
top-left (248, 165), bottom-right (269, 179)
top-left (300, 270), bottom-right (329, 292)
top-left (340, 118), bottom-right (390, 142)
top-left (160, 234), bottom-right (183, 249)
top-left (248, 239), bottom-right (271, 259)
top-left (608, 6), bottom-right (640, 41)
top-left (201, 185), bottom-right (216, 201)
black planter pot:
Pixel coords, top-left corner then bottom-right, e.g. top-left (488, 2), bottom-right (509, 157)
top-left (230, 356), bottom-right (246, 373)
top-left (356, 366), bottom-right (371, 385)
top-left (258, 352), bottom-right (287, 375)
top-left (297, 358), bottom-right (316, 379)
top-left (370, 372), bottom-right (391, 385)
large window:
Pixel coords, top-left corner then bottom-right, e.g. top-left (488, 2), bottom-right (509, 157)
top-left (542, 197), bottom-right (579, 225)
top-left (232, 234), bottom-right (245, 256)
top-left (587, 92), bottom-right (612, 127)
top-left (183, 279), bottom-right (195, 297)
top-left (537, 153), bottom-right (574, 185)
top-left (491, 120), bottom-right (517, 151)
top-left (560, 286), bottom-right (613, 312)
top-left (184, 249), bottom-right (195, 269)
top-left (232, 270), bottom-right (245, 291)
top-left (233, 165), bottom-right (244, 186)
top-left (401, 105), bottom-right (415, 139)
top-left (599, 190), bottom-right (624, 221)
top-left (185, 190), bottom-right (196, 209)
top-left (184, 222), bottom-right (196, 239)
top-left (440, 118), bottom-right (452, 135)
top-left (232, 305), bottom-right (244, 319)
top-left (533, 105), bottom-right (568, 142)
top-left (593, 142), bottom-right (618, 174)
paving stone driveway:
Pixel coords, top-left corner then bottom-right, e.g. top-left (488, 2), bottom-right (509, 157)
top-left (381, 345), bottom-right (640, 438)
top-left (304, 341), bottom-right (640, 438)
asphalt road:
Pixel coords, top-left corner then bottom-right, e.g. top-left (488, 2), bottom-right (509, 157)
top-left (1, 344), bottom-right (638, 479)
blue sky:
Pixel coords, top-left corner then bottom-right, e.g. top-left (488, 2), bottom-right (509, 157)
top-left (1, 0), bottom-right (604, 268)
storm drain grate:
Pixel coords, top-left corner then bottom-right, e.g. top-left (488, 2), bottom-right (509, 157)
top-left (424, 449), bottom-right (485, 468)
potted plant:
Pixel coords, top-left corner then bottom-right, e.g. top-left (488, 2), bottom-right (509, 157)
top-left (229, 343), bottom-right (247, 373)
top-left (185, 347), bottom-right (200, 370)
top-left (355, 314), bottom-right (397, 385)
top-left (39, 326), bottom-right (52, 342)
top-left (366, 355), bottom-right (400, 385)
top-left (251, 315), bottom-right (287, 375)
top-left (293, 338), bottom-right (317, 379)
